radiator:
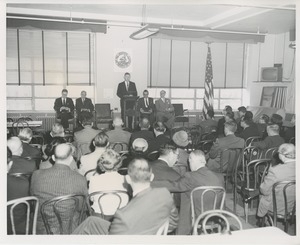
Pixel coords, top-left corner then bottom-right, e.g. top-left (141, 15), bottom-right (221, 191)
top-left (36, 116), bottom-right (56, 131)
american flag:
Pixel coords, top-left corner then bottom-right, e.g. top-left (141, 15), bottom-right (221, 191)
top-left (202, 45), bottom-right (214, 119)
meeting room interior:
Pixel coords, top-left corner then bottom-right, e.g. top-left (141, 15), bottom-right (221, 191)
top-left (4, 0), bottom-right (298, 242)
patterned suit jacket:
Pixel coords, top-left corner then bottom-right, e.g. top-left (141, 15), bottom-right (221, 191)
top-left (155, 98), bottom-right (174, 113)
top-left (30, 164), bottom-right (88, 234)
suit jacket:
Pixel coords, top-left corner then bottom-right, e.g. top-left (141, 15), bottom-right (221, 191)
top-left (9, 155), bottom-right (37, 174)
top-left (199, 119), bottom-right (218, 133)
top-left (106, 128), bottom-right (131, 145)
top-left (235, 123), bottom-right (260, 141)
top-left (129, 130), bottom-right (155, 147)
top-left (137, 97), bottom-right (155, 113)
top-left (117, 81), bottom-right (137, 99)
top-left (54, 97), bottom-right (74, 115)
top-left (253, 135), bottom-right (285, 150)
top-left (258, 161), bottom-right (295, 217)
top-left (30, 164), bottom-right (88, 234)
top-left (109, 187), bottom-right (178, 234)
top-left (151, 167), bottom-right (224, 235)
top-left (75, 97), bottom-right (94, 114)
top-left (74, 126), bottom-right (101, 156)
top-left (217, 117), bottom-right (226, 137)
top-left (150, 159), bottom-right (181, 182)
top-left (155, 98), bottom-right (174, 113)
top-left (148, 134), bottom-right (171, 152)
top-left (21, 142), bottom-right (42, 159)
top-left (206, 134), bottom-right (245, 172)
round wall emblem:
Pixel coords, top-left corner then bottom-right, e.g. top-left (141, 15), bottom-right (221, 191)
top-left (115, 51), bottom-right (131, 68)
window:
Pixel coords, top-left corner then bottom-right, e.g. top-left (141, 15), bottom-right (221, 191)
top-left (6, 29), bottom-right (95, 111)
top-left (148, 38), bottom-right (246, 110)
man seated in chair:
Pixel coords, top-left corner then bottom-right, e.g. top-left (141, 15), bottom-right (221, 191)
top-left (152, 150), bottom-right (224, 235)
top-left (137, 89), bottom-right (155, 125)
top-left (106, 117), bottom-right (131, 147)
top-left (206, 121), bottom-right (245, 173)
top-left (18, 128), bottom-right (42, 159)
top-left (75, 90), bottom-right (94, 124)
top-left (7, 137), bottom-right (37, 174)
top-left (235, 115), bottom-right (260, 141)
top-left (54, 89), bottom-right (74, 129)
top-left (199, 108), bottom-right (218, 134)
top-left (257, 143), bottom-right (295, 226)
top-left (155, 90), bottom-right (175, 130)
top-left (30, 143), bottom-right (88, 234)
top-left (73, 158), bottom-right (178, 235)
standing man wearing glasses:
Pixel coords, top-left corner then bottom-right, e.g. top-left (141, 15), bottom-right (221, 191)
top-left (137, 89), bottom-right (155, 125)
top-left (117, 72), bottom-right (138, 130)
top-left (54, 89), bottom-right (74, 129)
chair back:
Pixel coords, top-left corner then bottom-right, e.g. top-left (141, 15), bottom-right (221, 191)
top-left (7, 196), bottom-right (39, 235)
top-left (156, 219), bottom-right (169, 235)
top-left (271, 180), bottom-right (296, 229)
top-left (190, 186), bottom-right (226, 225)
top-left (95, 104), bottom-right (112, 119)
top-left (12, 121), bottom-right (29, 136)
top-left (262, 147), bottom-right (278, 159)
top-left (40, 194), bottom-right (88, 234)
top-left (88, 190), bottom-right (129, 218)
top-left (172, 104), bottom-right (184, 116)
top-left (220, 148), bottom-right (242, 173)
top-left (243, 146), bottom-right (262, 167)
top-left (245, 136), bottom-right (262, 147)
top-left (110, 142), bottom-right (129, 153)
top-left (192, 209), bottom-right (243, 235)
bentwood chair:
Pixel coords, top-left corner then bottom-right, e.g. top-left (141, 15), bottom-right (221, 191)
top-left (156, 219), bottom-right (169, 235)
top-left (245, 136), bottom-right (262, 147)
top-left (7, 196), bottom-right (39, 235)
top-left (192, 210), bottom-right (243, 235)
top-left (41, 194), bottom-right (88, 235)
top-left (265, 180), bottom-right (296, 233)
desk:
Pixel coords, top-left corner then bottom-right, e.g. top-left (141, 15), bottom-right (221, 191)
top-left (7, 121), bottom-right (42, 128)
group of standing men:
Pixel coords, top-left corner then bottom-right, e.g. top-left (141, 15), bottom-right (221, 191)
top-left (55, 72), bottom-right (175, 130)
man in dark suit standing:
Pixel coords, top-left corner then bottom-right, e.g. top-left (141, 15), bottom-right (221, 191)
top-left (137, 89), bottom-right (155, 125)
top-left (117, 72), bottom-right (138, 129)
top-left (75, 90), bottom-right (94, 123)
top-left (54, 89), bottom-right (74, 129)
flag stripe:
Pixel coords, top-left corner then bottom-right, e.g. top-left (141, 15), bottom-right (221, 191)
top-left (202, 45), bottom-right (214, 119)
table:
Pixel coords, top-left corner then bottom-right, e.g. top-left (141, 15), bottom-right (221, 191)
top-left (7, 121), bottom-right (43, 128)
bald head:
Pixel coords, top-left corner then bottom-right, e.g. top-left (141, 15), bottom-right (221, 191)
top-left (54, 143), bottom-right (74, 165)
top-left (113, 117), bottom-right (123, 128)
top-left (189, 150), bottom-right (206, 171)
top-left (7, 137), bottom-right (23, 156)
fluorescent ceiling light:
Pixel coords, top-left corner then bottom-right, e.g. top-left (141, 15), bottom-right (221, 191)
top-left (130, 25), bottom-right (159, 40)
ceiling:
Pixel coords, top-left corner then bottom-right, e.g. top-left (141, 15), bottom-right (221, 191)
top-left (6, 3), bottom-right (296, 34)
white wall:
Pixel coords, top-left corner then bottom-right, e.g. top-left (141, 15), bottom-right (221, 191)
top-left (95, 26), bottom-right (148, 112)
top-left (245, 32), bottom-right (295, 113)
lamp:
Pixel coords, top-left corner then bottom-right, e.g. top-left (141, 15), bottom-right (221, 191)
top-left (129, 25), bottom-right (159, 40)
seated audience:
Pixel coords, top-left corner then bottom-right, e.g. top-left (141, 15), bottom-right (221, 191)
top-left (263, 113), bottom-right (284, 138)
top-left (152, 150), bottom-right (224, 235)
top-left (283, 115), bottom-right (295, 143)
top-left (155, 90), bottom-right (175, 130)
top-left (74, 117), bottom-right (100, 157)
top-left (40, 137), bottom-right (67, 169)
top-left (44, 123), bottom-right (65, 145)
top-left (257, 143), bottom-right (295, 224)
top-left (78, 132), bottom-right (109, 177)
top-left (7, 137), bottom-right (36, 174)
top-left (172, 130), bottom-right (190, 175)
top-left (148, 121), bottom-right (171, 152)
top-left (199, 109), bottom-right (218, 134)
top-left (256, 114), bottom-right (269, 138)
top-left (106, 117), bottom-right (131, 148)
top-left (206, 121), bottom-right (245, 173)
top-left (150, 143), bottom-right (181, 181)
top-left (30, 143), bottom-right (88, 234)
top-left (252, 124), bottom-right (285, 150)
top-left (235, 116), bottom-right (260, 141)
top-left (89, 149), bottom-right (129, 216)
top-left (73, 158), bottom-right (178, 235)
top-left (7, 147), bottom-right (30, 234)
top-left (129, 117), bottom-right (154, 147)
top-left (217, 105), bottom-right (232, 137)
top-left (18, 128), bottom-right (42, 159)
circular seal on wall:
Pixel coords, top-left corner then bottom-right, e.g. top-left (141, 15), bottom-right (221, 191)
top-left (115, 51), bottom-right (131, 68)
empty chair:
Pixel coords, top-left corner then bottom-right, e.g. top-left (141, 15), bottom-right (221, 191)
top-left (172, 103), bottom-right (189, 127)
top-left (266, 180), bottom-right (296, 232)
top-left (40, 194), bottom-right (88, 235)
top-left (156, 219), bottom-right (169, 235)
top-left (192, 210), bottom-right (243, 235)
top-left (94, 103), bottom-right (113, 129)
top-left (190, 186), bottom-right (226, 226)
top-left (7, 196), bottom-right (39, 235)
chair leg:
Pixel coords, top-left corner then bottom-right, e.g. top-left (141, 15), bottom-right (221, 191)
top-left (244, 202), bottom-right (249, 223)
top-left (233, 187), bottom-right (237, 214)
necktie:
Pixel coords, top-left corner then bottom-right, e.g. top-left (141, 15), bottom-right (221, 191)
top-left (145, 98), bottom-right (149, 108)
top-left (63, 98), bottom-right (66, 106)
top-left (82, 98), bottom-right (85, 104)
top-left (126, 82), bottom-right (129, 91)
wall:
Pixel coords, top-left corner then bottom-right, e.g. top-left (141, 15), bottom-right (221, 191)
top-left (245, 32), bottom-right (295, 113)
top-left (95, 26), bottom-right (148, 113)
